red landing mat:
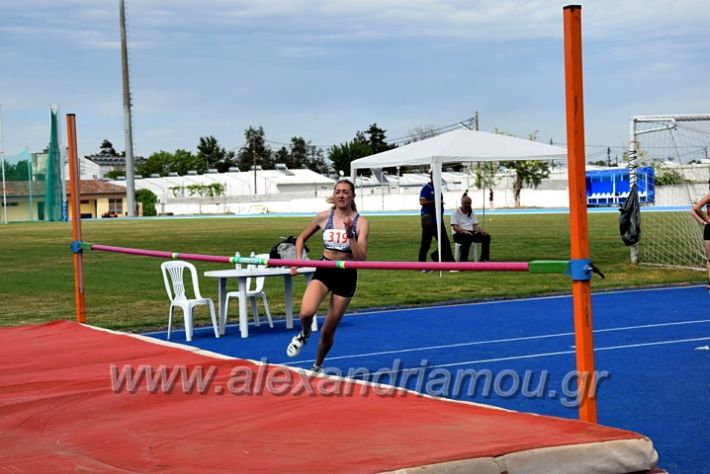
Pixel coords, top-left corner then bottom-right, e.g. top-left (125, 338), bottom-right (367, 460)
top-left (0, 321), bottom-right (657, 473)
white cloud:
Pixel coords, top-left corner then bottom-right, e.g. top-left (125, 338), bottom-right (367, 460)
top-left (1, 0), bottom-right (709, 156)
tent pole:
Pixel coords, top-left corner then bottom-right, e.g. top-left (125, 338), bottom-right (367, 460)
top-left (563, 5), bottom-right (597, 424)
top-left (432, 163), bottom-right (443, 275)
top-left (480, 164), bottom-right (486, 228)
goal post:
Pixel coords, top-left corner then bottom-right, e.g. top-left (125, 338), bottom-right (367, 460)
top-left (628, 114), bottom-right (710, 270)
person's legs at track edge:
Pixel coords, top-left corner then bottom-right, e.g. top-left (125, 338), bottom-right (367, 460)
top-left (313, 294), bottom-right (351, 370)
top-left (287, 280), bottom-right (328, 357)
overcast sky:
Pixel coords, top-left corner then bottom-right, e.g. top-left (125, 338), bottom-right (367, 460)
top-left (1, 0), bottom-right (709, 161)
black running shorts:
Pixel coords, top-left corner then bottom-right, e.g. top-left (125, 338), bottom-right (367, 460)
top-left (312, 258), bottom-right (358, 298)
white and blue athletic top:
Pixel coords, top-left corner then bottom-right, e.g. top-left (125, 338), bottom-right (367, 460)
top-left (322, 209), bottom-right (360, 253)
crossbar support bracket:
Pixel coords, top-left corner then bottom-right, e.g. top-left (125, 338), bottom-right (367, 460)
top-left (568, 258), bottom-right (592, 281)
top-left (71, 241), bottom-right (93, 253)
top-left (71, 240), bottom-right (83, 254)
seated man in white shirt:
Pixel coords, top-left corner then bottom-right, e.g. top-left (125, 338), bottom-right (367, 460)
top-left (450, 192), bottom-right (491, 262)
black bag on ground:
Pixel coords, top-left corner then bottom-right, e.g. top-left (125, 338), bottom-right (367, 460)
top-left (619, 183), bottom-right (640, 246)
top-left (269, 236), bottom-right (309, 260)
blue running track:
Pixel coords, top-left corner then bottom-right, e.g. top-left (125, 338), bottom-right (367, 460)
top-left (146, 285), bottom-right (710, 473)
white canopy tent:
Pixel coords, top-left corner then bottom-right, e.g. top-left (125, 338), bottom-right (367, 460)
top-left (350, 128), bottom-right (568, 263)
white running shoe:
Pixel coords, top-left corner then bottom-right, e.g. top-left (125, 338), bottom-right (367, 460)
top-left (287, 332), bottom-right (308, 357)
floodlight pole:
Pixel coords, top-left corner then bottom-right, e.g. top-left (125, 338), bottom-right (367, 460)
top-left (563, 5), bottom-right (598, 424)
top-left (67, 114), bottom-right (86, 323)
top-left (119, 0), bottom-right (136, 216)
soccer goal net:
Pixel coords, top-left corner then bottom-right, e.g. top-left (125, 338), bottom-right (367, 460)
top-left (629, 115), bottom-right (710, 270)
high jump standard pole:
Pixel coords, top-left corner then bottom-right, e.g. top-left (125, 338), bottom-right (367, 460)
top-left (66, 114), bottom-right (86, 323)
top-left (563, 5), bottom-right (597, 423)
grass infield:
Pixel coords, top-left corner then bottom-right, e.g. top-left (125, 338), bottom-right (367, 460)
top-left (0, 213), bottom-right (703, 332)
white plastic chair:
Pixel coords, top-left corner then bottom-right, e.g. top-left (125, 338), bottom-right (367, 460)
top-left (160, 260), bottom-right (219, 342)
top-left (225, 253), bottom-right (273, 328)
top-left (453, 231), bottom-right (479, 262)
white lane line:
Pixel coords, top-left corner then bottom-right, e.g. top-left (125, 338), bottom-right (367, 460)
top-left (339, 284), bottom-right (707, 317)
top-left (430, 337), bottom-right (710, 369)
top-left (285, 319), bottom-right (710, 364)
top-left (287, 336), bottom-right (710, 373)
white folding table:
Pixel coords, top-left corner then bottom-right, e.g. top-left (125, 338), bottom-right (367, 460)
top-left (204, 266), bottom-right (316, 338)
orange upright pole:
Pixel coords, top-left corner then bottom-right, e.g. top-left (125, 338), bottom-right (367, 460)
top-left (563, 5), bottom-right (597, 423)
top-left (66, 114), bottom-right (86, 323)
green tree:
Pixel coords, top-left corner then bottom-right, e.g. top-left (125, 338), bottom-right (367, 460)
top-left (100, 139), bottom-right (118, 156)
top-left (134, 149), bottom-right (206, 177)
top-left (306, 145), bottom-right (329, 174)
top-left (328, 124), bottom-right (397, 176)
top-left (273, 146), bottom-right (291, 167)
top-left (171, 149), bottom-right (205, 175)
top-left (3, 160), bottom-right (31, 180)
top-left (653, 166), bottom-right (684, 186)
top-left (135, 188), bottom-right (157, 216)
top-left (287, 137), bottom-right (328, 173)
top-left (500, 160), bottom-right (551, 207)
top-left (328, 140), bottom-right (372, 176)
top-left (105, 169), bottom-right (125, 180)
top-left (197, 136), bottom-right (236, 173)
top-left (237, 126), bottom-right (272, 171)
top-left (364, 123), bottom-right (396, 154)
top-left (288, 137), bottom-right (309, 169)
top-left (498, 130), bottom-right (550, 207)
top-left (136, 151), bottom-right (174, 177)
top-left (474, 162), bottom-right (500, 191)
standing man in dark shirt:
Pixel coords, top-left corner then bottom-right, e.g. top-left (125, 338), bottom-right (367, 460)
top-left (418, 172), bottom-right (454, 265)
